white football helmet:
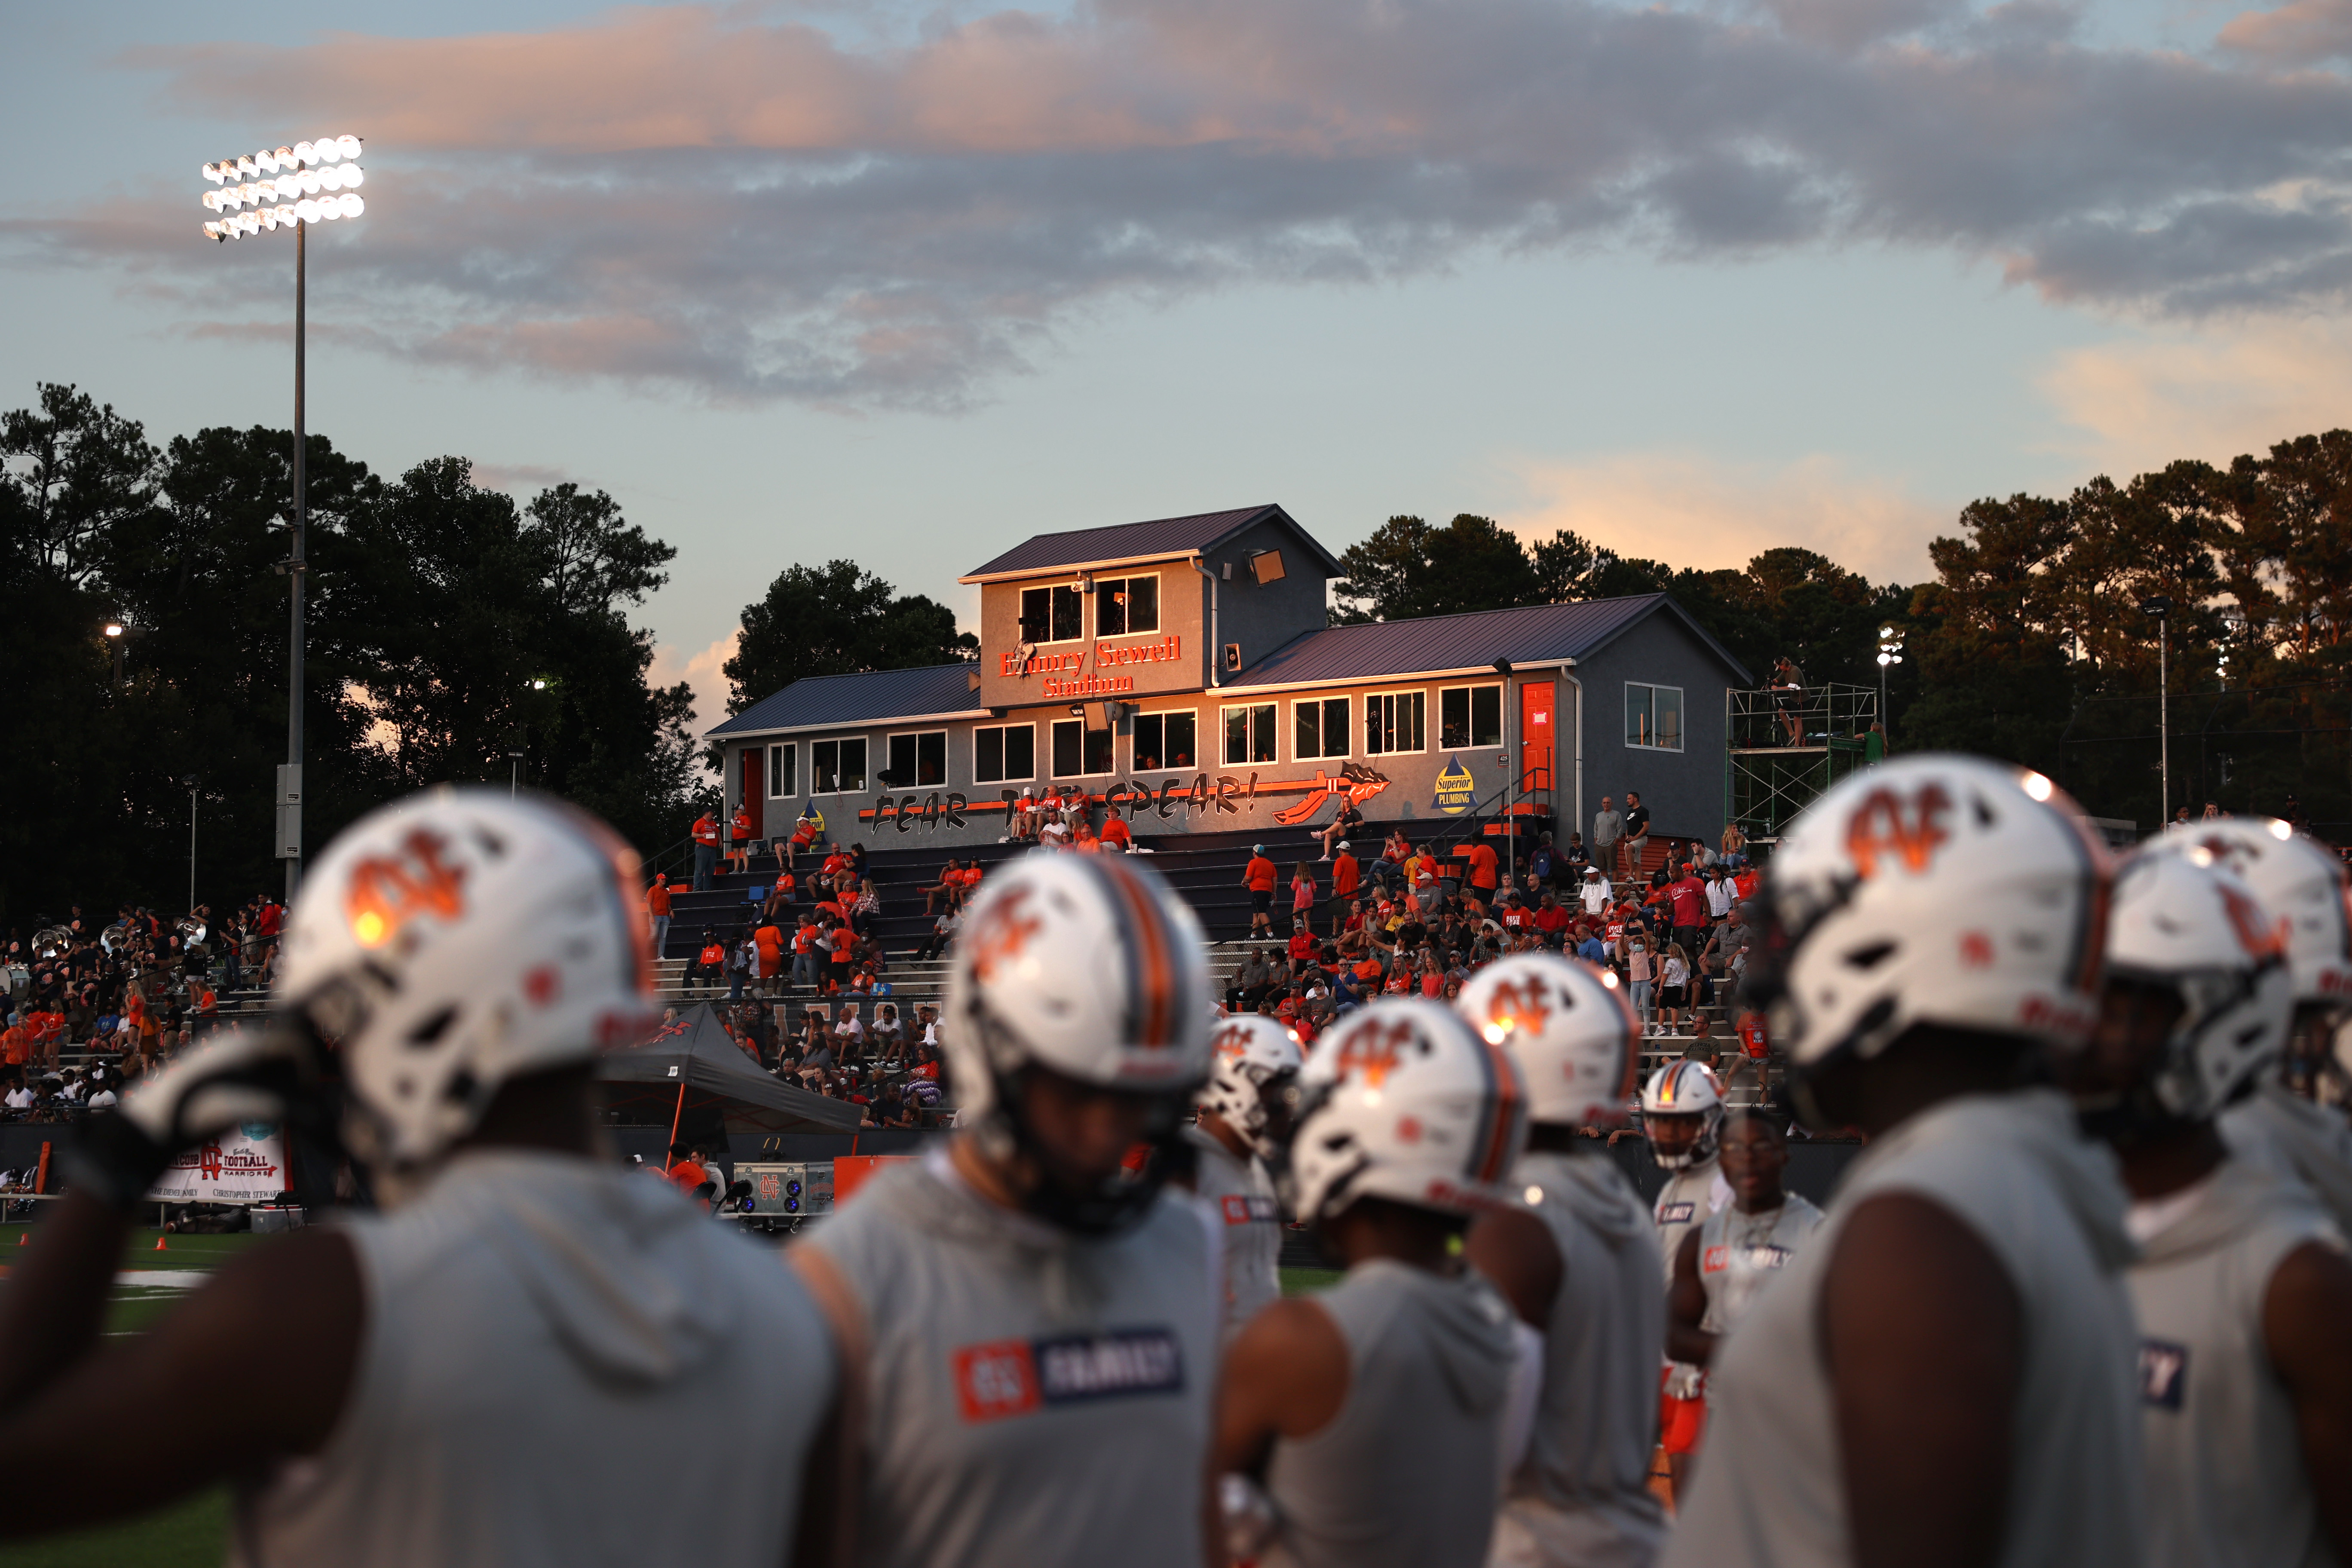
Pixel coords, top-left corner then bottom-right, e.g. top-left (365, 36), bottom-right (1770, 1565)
top-left (1202, 1014), bottom-right (1305, 1158)
top-left (1742, 754), bottom-right (2110, 1071)
top-left (1638, 1059), bottom-right (1724, 1170)
top-left (1287, 998), bottom-right (1528, 1224)
top-left (275, 789), bottom-right (659, 1175)
top-left (2098, 849), bottom-right (2293, 1126)
top-left (945, 851), bottom-right (1215, 1228)
top-left (1457, 954), bottom-right (1638, 1130)
top-left (2150, 818), bottom-right (2352, 1015)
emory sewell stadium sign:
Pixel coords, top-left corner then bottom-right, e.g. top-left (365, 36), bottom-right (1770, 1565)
top-left (1000, 633), bottom-right (1185, 698)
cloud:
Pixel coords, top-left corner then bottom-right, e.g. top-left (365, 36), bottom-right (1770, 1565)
top-left (2037, 317), bottom-right (2352, 475)
top-left (2220, 0), bottom-right (2352, 60)
top-left (13, 0), bottom-right (2352, 407)
top-left (468, 461), bottom-right (572, 493)
top-left (649, 626), bottom-right (740, 742)
top-left (1499, 450), bottom-right (1950, 586)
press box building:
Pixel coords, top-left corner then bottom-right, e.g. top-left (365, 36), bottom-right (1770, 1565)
top-left (709, 506), bottom-right (1751, 856)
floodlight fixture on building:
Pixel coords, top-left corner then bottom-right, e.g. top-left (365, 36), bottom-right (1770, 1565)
top-left (198, 134), bottom-right (365, 241)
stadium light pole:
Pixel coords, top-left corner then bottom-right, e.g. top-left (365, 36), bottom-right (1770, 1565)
top-left (196, 134), bottom-right (368, 904)
top-left (2141, 597), bottom-right (2173, 824)
top-left (1875, 626), bottom-right (1903, 731)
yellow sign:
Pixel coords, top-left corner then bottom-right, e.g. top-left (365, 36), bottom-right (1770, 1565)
top-left (1431, 755), bottom-right (1476, 816)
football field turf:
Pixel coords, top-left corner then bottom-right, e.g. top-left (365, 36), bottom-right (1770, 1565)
top-left (0, 1230), bottom-right (1345, 1566)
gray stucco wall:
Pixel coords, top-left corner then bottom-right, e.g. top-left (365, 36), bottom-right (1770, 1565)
top-left (1571, 614), bottom-right (1735, 848)
top-left (1200, 515), bottom-right (1333, 675)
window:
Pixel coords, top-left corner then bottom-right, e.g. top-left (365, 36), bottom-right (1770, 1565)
top-left (766, 742), bottom-right (796, 798)
top-left (1222, 704), bottom-right (1277, 766)
top-left (1095, 574), bottom-right (1160, 637)
top-left (1131, 710), bottom-right (1197, 771)
top-left (885, 730), bottom-right (947, 789)
top-left (1052, 719), bottom-right (1113, 777)
top-left (811, 737), bottom-right (867, 793)
top-left (1626, 683), bottom-right (1684, 751)
top-left (1439, 684), bottom-right (1503, 748)
top-left (1294, 697), bottom-right (1350, 760)
top-left (974, 724), bottom-right (1035, 784)
top-left (1365, 690), bottom-right (1425, 755)
top-left (1020, 584), bottom-right (1084, 643)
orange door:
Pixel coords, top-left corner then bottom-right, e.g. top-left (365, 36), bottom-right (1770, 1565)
top-left (741, 749), bottom-right (766, 839)
top-left (1521, 683), bottom-right (1554, 792)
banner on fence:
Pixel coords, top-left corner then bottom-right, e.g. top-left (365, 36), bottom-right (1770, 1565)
top-left (147, 1124), bottom-right (287, 1204)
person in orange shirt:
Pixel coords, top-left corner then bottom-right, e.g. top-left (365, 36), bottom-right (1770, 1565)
top-left (1241, 844), bottom-right (1278, 938)
top-left (0, 1017), bottom-right (27, 1069)
top-left (1465, 838), bottom-right (1500, 898)
top-left (645, 873), bottom-right (674, 958)
top-left (753, 918), bottom-right (786, 997)
top-left (665, 1144), bottom-right (710, 1196)
top-left (690, 810), bottom-right (720, 890)
top-left (726, 805), bottom-right (755, 875)
top-left (1327, 840), bottom-right (1360, 929)
top-left (1099, 813), bottom-right (1131, 852)
top-left (1073, 824), bottom-right (1100, 853)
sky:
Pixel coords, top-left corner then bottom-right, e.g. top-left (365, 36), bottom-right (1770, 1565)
top-left (6, 0), bottom-right (2352, 735)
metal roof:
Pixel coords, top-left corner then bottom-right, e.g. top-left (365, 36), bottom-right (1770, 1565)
top-left (1226, 594), bottom-right (1754, 690)
top-left (959, 504), bottom-right (1343, 582)
top-left (706, 662), bottom-right (981, 738)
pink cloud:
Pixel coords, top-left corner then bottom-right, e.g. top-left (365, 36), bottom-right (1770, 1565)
top-left (6, 0), bottom-right (2346, 409)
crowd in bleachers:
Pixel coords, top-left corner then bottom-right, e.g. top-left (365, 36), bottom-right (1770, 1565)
top-left (0, 897), bottom-right (279, 1122)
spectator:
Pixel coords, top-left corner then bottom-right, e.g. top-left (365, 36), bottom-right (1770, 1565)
top-left (645, 873), bottom-right (673, 959)
top-left (1592, 795), bottom-right (1623, 880)
top-left (1624, 921), bottom-right (1656, 1035)
top-left (914, 905), bottom-right (960, 962)
top-left (782, 802), bottom-right (823, 869)
top-left (727, 803), bottom-right (756, 875)
top-left (1531, 890), bottom-right (1570, 946)
top-left (1658, 941), bottom-right (1692, 1035)
top-left (725, 931), bottom-right (752, 1002)
top-left (1464, 836), bottom-right (1499, 904)
top-left (1328, 842), bottom-right (1360, 928)
top-left (753, 915), bottom-right (787, 998)
top-left (1772, 655), bottom-right (1806, 745)
top-left (1720, 821), bottom-right (1747, 860)
top-left (1579, 865), bottom-right (1613, 918)
top-left (789, 914), bottom-right (822, 993)
top-left (690, 809), bottom-right (720, 891)
top-left (1667, 861), bottom-right (1708, 958)
top-left (684, 929), bottom-right (726, 993)
top-left (1623, 792), bottom-right (1651, 878)
top-left (1528, 833), bottom-right (1556, 889)
top-left (1317, 801), bottom-right (1365, 861)
top-left (1099, 812), bottom-right (1132, 852)
top-left (1242, 845), bottom-right (1278, 938)
top-left (1290, 861), bottom-right (1318, 934)
top-left (925, 861), bottom-right (963, 916)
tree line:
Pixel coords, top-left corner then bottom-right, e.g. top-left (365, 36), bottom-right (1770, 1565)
top-left (1335, 434), bottom-right (2352, 836)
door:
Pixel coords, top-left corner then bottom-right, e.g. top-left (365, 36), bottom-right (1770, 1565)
top-left (740, 749), bottom-right (766, 839)
top-left (1520, 682), bottom-right (1554, 793)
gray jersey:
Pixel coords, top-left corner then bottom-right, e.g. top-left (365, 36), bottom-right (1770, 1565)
top-left (806, 1147), bottom-right (1219, 1568)
top-left (1663, 1090), bottom-right (2144, 1568)
top-left (2128, 1158), bottom-right (2342, 1568)
top-left (2222, 1080), bottom-right (2352, 1239)
top-left (1266, 1259), bottom-right (1517, 1568)
top-left (1186, 1124), bottom-right (1283, 1337)
top-left (1652, 1156), bottom-right (1729, 1399)
top-left (233, 1150), bottom-right (835, 1568)
top-left (1695, 1192), bottom-right (1824, 1338)
top-left (1491, 1150), bottom-right (1667, 1568)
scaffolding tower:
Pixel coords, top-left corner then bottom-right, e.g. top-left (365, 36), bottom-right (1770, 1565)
top-left (1727, 683), bottom-right (1883, 846)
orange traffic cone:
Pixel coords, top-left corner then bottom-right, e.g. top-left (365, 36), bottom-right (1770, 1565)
top-left (153, 1236), bottom-right (168, 1251)
top-left (15, 1231), bottom-right (24, 1246)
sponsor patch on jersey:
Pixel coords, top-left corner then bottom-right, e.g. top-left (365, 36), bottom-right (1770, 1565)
top-left (2139, 1339), bottom-right (2189, 1410)
top-left (1221, 1194), bottom-right (1280, 1225)
top-left (953, 1329), bottom-right (1185, 1423)
top-left (1657, 1202), bottom-right (1695, 1224)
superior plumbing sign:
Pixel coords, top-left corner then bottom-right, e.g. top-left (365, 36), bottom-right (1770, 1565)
top-left (147, 1124), bottom-right (287, 1204)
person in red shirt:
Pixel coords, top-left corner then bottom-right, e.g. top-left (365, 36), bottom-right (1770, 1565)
top-left (0, 1018), bottom-right (27, 1068)
top-left (1099, 814), bottom-right (1132, 852)
top-left (818, 848), bottom-right (849, 900)
top-left (254, 899), bottom-right (283, 945)
top-left (1287, 923), bottom-right (1318, 965)
top-left (1242, 845), bottom-right (1278, 938)
top-left (1531, 890), bottom-right (1570, 945)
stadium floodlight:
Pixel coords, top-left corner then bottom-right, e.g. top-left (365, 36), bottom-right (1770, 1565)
top-left (193, 132), bottom-right (368, 902)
